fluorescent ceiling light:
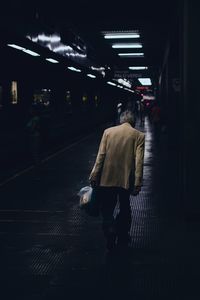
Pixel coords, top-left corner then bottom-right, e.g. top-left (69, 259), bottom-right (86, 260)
top-left (67, 66), bottom-right (81, 72)
top-left (87, 74), bottom-right (96, 78)
top-left (91, 66), bottom-right (105, 71)
top-left (143, 95), bottom-right (155, 100)
top-left (22, 49), bottom-right (40, 56)
top-left (107, 81), bottom-right (116, 86)
top-left (37, 34), bottom-right (61, 43)
top-left (53, 45), bottom-right (73, 52)
top-left (138, 78), bottom-right (152, 85)
top-left (112, 43), bottom-right (142, 49)
top-left (129, 66), bottom-right (148, 70)
top-left (7, 44), bottom-right (25, 50)
top-left (46, 58), bottom-right (59, 63)
top-left (116, 78), bottom-right (131, 88)
top-left (7, 44), bottom-right (40, 56)
top-left (124, 88), bottom-right (134, 93)
top-left (118, 53), bottom-right (144, 57)
top-left (104, 34), bottom-right (140, 39)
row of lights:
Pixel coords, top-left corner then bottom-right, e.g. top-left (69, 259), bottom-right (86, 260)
top-left (7, 43), bottom-right (135, 92)
top-left (103, 32), bottom-right (144, 58)
top-left (103, 32), bottom-right (152, 86)
top-left (107, 81), bottom-right (134, 93)
top-left (7, 43), bottom-right (95, 77)
top-left (27, 34), bottom-right (87, 59)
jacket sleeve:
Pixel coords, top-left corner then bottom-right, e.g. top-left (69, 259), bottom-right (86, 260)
top-left (135, 133), bottom-right (145, 186)
top-left (89, 130), bottom-right (107, 182)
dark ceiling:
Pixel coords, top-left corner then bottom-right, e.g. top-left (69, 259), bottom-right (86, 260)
top-left (1, 0), bottom-right (178, 87)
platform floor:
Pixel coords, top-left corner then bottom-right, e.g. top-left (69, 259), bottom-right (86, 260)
top-left (0, 118), bottom-right (198, 299)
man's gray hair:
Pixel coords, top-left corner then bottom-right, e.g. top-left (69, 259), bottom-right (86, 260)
top-left (120, 110), bottom-right (135, 126)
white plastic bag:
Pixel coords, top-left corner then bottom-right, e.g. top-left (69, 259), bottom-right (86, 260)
top-left (78, 186), bottom-right (93, 208)
top-left (77, 186), bottom-right (99, 216)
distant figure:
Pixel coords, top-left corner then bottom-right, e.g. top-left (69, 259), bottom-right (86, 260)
top-left (134, 92), bottom-right (143, 122)
top-left (151, 102), bottom-right (161, 143)
top-left (26, 107), bottom-right (41, 167)
top-left (116, 102), bottom-right (122, 125)
top-left (126, 99), bottom-right (134, 111)
top-left (135, 100), bottom-right (140, 119)
top-left (139, 101), bottom-right (145, 125)
top-left (89, 110), bottom-right (145, 251)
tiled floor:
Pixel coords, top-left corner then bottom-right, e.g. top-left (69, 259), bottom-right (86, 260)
top-left (0, 118), bottom-right (195, 299)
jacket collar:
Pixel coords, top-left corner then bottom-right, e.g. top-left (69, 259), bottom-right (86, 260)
top-left (122, 122), bottom-right (133, 128)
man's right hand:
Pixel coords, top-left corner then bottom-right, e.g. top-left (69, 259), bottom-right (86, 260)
top-left (132, 186), bottom-right (141, 196)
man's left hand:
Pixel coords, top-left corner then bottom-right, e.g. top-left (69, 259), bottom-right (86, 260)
top-left (90, 180), bottom-right (97, 188)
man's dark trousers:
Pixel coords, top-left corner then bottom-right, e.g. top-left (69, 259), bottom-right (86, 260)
top-left (97, 187), bottom-right (131, 246)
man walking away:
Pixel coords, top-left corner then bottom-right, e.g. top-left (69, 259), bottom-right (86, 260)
top-left (89, 110), bottom-right (145, 251)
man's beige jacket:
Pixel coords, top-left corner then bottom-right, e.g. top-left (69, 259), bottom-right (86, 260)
top-left (89, 123), bottom-right (145, 190)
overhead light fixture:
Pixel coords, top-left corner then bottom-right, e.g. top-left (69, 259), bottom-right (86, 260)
top-left (67, 66), bottom-right (81, 72)
top-left (27, 33), bottom-right (87, 60)
top-left (7, 44), bottom-right (40, 56)
top-left (124, 88), bottom-right (134, 93)
top-left (29, 33), bottom-right (61, 43)
top-left (87, 74), bottom-right (96, 78)
top-left (91, 66), bottom-right (105, 71)
top-left (46, 58), bottom-right (59, 63)
top-left (22, 49), bottom-right (40, 56)
top-left (116, 78), bottom-right (132, 88)
top-left (104, 33), bottom-right (140, 39)
top-left (8, 44), bottom-right (25, 50)
top-left (118, 53), bottom-right (144, 57)
top-left (143, 95), bottom-right (155, 100)
top-left (112, 43), bottom-right (142, 49)
top-left (138, 78), bottom-right (152, 85)
top-left (107, 81), bottom-right (116, 86)
top-left (129, 66), bottom-right (148, 70)
top-left (53, 45), bottom-right (73, 52)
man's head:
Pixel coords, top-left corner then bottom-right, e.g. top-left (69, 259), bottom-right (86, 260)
top-left (119, 110), bottom-right (135, 127)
